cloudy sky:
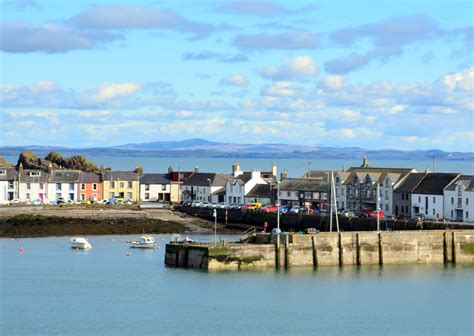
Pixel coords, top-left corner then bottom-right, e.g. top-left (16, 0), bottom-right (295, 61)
top-left (0, 0), bottom-right (473, 151)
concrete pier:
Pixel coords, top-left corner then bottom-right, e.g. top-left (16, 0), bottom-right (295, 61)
top-left (165, 230), bottom-right (474, 270)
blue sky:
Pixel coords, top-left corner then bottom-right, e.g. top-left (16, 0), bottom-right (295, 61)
top-left (0, 0), bottom-right (473, 151)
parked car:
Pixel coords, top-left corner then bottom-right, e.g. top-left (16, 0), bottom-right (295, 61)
top-left (191, 201), bottom-right (202, 207)
top-left (370, 210), bottom-right (385, 219)
top-left (358, 211), bottom-right (370, 218)
top-left (339, 210), bottom-right (356, 218)
top-left (261, 205), bottom-right (278, 213)
top-left (413, 213), bottom-right (425, 221)
top-left (241, 203), bottom-right (261, 210)
top-left (228, 203), bottom-right (242, 210)
top-left (216, 202), bottom-right (227, 209)
top-left (57, 197), bottom-right (65, 204)
top-left (289, 205), bottom-right (303, 214)
top-left (183, 200), bottom-right (192, 206)
top-left (279, 205), bottom-right (291, 214)
top-left (199, 201), bottom-right (210, 208)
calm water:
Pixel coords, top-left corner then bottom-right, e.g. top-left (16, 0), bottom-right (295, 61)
top-left (1, 235), bottom-right (473, 335)
top-left (4, 155), bottom-right (474, 176)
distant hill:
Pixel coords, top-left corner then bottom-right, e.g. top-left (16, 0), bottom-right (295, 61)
top-left (0, 138), bottom-right (472, 161)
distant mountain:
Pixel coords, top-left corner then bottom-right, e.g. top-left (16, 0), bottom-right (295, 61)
top-left (0, 138), bottom-right (473, 161)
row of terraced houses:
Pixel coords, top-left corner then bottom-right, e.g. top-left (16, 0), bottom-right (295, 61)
top-left (0, 158), bottom-right (472, 222)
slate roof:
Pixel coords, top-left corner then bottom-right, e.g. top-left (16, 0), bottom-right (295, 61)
top-left (412, 173), bottom-right (460, 195)
top-left (0, 168), bottom-right (17, 181)
top-left (105, 171), bottom-right (139, 181)
top-left (347, 167), bottom-right (414, 174)
top-left (211, 187), bottom-right (226, 195)
top-left (279, 178), bottom-right (329, 191)
top-left (182, 173), bottom-right (230, 187)
top-left (49, 170), bottom-right (81, 183)
top-left (140, 173), bottom-right (171, 184)
top-left (394, 173), bottom-right (427, 193)
top-left (19, 169), bottom-right (49, 183)
top-left (246, 184), bottom-right (272, 198)
top-left (444, 175), bottom-right (474, 191)
top-left (80, 173), bottom-right (101, 183)
top-left (228, 173), bottom-right (253, 185)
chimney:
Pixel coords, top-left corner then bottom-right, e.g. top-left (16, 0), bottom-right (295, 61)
top-left (18, 162), bottom-right (23, 175)
top-left (232, 162), bottom-right (242, 177)
top-left (134, 165), bottom-right (143, 176)
top-left (271, 162), bottom-right (277, 177)
top-left (361, 156), bottom-right (371, 168)
top-left (48, 162), bottom-right (53, 174)
top-left (281, 169), bottom-right (287, 180)
top-left (168, 166), bottom-right (173, 174)
top-left (251, 170), bottom-right (261, 180)
top-left (194, 165), bottom-right (199, 173)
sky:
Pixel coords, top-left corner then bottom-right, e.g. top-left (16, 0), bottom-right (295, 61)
top-left (0, 0), bottom-right (473, 151)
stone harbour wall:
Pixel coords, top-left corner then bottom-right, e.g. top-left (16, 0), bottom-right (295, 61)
top-left (165, 230), bottom-right (474, 270)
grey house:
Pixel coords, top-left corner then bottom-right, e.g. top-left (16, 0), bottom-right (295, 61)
top-left (393, 172), bottom-right (427, 218)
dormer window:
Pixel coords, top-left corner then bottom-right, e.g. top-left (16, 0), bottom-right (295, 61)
top-left (0, 170), bottom-right (6, 175)
top-left (29, 171), bottom-right (41, 177)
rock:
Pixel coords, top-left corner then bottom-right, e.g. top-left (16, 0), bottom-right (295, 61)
top-left (16, 151), bottom-right (99, 172)
top-left (0, 157), bottom-right (12, 168)
top-left (17, 151), bottom-right (52, 171)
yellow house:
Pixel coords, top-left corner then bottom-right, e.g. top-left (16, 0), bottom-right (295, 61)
top-left (103, 171), bottom-right (140, 201)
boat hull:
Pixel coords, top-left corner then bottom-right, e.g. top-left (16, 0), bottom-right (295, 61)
top-left (128, 242), bottom-right (156, 249)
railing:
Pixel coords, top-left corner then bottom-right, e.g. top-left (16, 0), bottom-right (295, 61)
top-left (240, 226), bottom-right (256, 242)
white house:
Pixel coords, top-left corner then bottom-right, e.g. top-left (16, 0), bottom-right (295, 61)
top-left (181, 173), bottom-right (229, 202)
top-left (335, 171), bottom-right (350, 210)
top-left (225, 171), bottom-right (267, 205)
top-left (443, 175), bottom-right (474, 222)
top-left (0, 168), bottom-right (17, 204)
top-left (410, 173), bottom-right (459, 220)
top-left (17, 166), bottom-right (49, 203)
top-left (47, 169), bottom-right (81, 202)
top-left (139, 173), bottom-right (172, 202)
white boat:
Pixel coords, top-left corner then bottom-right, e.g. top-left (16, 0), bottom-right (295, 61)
top-left (70, 237), bottom-right (92, 250)
top-left (128, 235), bottom-right (156, 249)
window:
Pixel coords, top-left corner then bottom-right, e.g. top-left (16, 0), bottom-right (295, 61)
top-left (145, 193), bottom-right (149, 200)
top-left (29, 171), bottom-right (40, 177)
top-left (418, 196), bottom-right (421, 203)
top-left (451, 197), bottom-right (454, 204)
top-left (433, 197), bottom-right (435, 204)
top-left (81, 183), bottom-right (86, 190)
top-left (304, 192), bottom-right (312, 199)
top-left (26, 183), bottom-right (31, 190)
top-left (466, 198), bottom-right (469, 205)
top-left (342, 201), bottom-right (345, 209)
top-left (128, 181), bottom-right (132, 189)
top-left (433, 209), bottom-right (435, 215)
top-left (145, 184), bottom-right (150, 191)
top-left (451, 210), bottom-right (453, 218)
top-left (110, 192), bottom-right (115, 198)
top-left (120, 182), bottom-right (124, 188)
top-left (39, 183), bottom-right (44, 190)
top-left (385, 179), bottom-right (389, 187)
top-left (385, 204), bottom-right (389, 211)
top-left (26, 193), bottom-right (30, 200)
top-left (385, 190), bottom-right (388, 198)
top-left (8, 181), bottom-right (14, 189)
top-left (56, 193), bottom-right (61, 199)
top-left (401, 193), bottom-right (404, 200)
top-left (69, 183), bottom-right (74, 190)
top-left (81, 194), bottom-right (85, 201)
top-left (161, 184), bottom-right (166, 191)
top-left (466, 211), bottom-right (469, 219)
top-left (92, 184), bottom-right (97, 190)
top-left (0, 169), bottom-right (5, 175)
top-left (313, 192), bottom-right (320, 199)
top-left (341, 189), bottom-right (344, 195)
top-left (56, 183), bottom-right (62, 190)
top-left (127, 192), bottom-right (132, 199)
top-left (111, 182), bottom-right (115, 188)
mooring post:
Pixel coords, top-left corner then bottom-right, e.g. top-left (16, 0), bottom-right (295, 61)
top-left (338, 232), bottom-right (343, 266)
top-left (452, 232), bottom-right (456, 264)
top-left (275, 234), bottom-right (281, 269)
top-left (356, 232), bottom-right (361, 265)
top-left (378, 232), bottom-right (384, 265)
top-left (443, 231), bottom-right (448, 264)
top-left (284, 234), bottom-right (289, 268)
top-left (311, 235), bottom-right (318, 267)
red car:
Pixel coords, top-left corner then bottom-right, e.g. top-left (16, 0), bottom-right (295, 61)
top-left (261, 205), bottom-right (278, 212)
top-left (370, 210), bottom-right (385, 219)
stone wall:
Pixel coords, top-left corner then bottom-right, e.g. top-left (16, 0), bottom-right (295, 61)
top-left (165, 230), bottom-right (474, 270)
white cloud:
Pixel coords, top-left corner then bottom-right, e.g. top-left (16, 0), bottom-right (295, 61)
top-left (261, 81), bottom-right (299, 97)
top-left (92, 83), bottom-right (142, 101)
top-left (259, 56), bottom-right (319, 80)
top-left (320, 75), bottom-right (344, 90)
top-left (220, 74), bottom-right (250, 87)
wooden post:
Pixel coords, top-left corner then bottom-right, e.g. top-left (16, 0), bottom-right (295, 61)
top-left (356, 233), bottom-right (361, 265)
top-left (284, 234), bottom-right (289, 268)
top-left (311, 236), bottom-right (318, 267)
top-left (443, 231), bottom-right (448, 264)
top-left (378, 232), bottom-right (383, 265)
top-left (275, 234), bottom-right (280, 269)
top-left (338, 232), bottom-right (343, 266)
top-left (452, 232), bottom-right (456, 264)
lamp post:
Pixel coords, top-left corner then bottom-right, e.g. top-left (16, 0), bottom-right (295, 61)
top-left (276, 178), bottom-right (281, 232)
top-left (207, 178), bottom-right (211, 202)
top-left (213, 208), bottom-right (217, 245)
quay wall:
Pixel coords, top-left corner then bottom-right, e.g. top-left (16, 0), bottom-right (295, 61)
top-left (165, 230), bottom-right (474, 270)
top-left (176, 206), bottom-right (474, 232)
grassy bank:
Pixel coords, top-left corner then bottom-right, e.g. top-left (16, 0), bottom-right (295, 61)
top-left (0, 214), bottom-right (189, 238)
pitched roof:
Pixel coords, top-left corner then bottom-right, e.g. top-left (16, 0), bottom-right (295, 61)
top-left (228, 173), bottom-right (253, 185)
top-left (279, 178), bottom-right (329, 191)
top-left (211, 187), bottom-right (226, 195)
top-left (246, 184), bottom-right (272, 198)
top-left (0, 168), bottom-right (17, 181)
top-left (444, 175), bottom-right (474, 191)
top-left (105, 171), bottom-right (139, 181)
top-left (394, 173), bottom-right (427, 193)
top-left (140, 173), bottom-right (171, 184)
top-left (80, 172), bottom-right (101, 183)
top-left (19, 169), bottom-right (49, 183)
top-left (182, 173), bottom-right (230, 187)
top-left (49, 170), bottom-right (81, 183)
top-left (412, 173), bottom-right (459, 195)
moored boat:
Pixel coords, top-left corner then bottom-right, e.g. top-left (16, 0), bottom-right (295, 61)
top-left (128, 235), bottom-right (156, 249)
top-left (70, 237), bottom-right (92, 250)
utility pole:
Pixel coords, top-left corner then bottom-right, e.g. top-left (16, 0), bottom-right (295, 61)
top-left (376, 183), bottom-right (380, 232)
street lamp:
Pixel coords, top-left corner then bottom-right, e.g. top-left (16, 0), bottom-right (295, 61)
top-left (207, 178), bottom-right (211, 202)
top-left (276, 177), bottom-right (281, 232)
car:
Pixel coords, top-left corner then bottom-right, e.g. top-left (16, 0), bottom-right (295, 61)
top-left (370, 210), bottom-right (385, 219)
top-left (241, 203), bottom-right (261, 210)
top-left (183, 200), bottom-right (192, 206)
top-left (216, 202), bottom-right (227, 209)
top-left (358, 211), bottom-right (370, 218)
top-left (339, 210), bottom-right (356, 218)
top-left (261, 205), bottom-right (278, 213)
top-left (413, 213), bottom-right (425, 221)
top-left (228, 204), bottom-right (242, 210)
top-left (191, 201), bottom-right (202, 207)
top-left (199, 201), bottom-right (210, 208)
top-left (289, 205), bottom-right (303, 214)
top-left (56, 197), bottom-right (65, 204)
top-left (279, 205), bottom-right (291, 214)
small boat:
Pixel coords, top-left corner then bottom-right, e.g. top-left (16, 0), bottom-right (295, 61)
top-left (70, 237), bottom-right (92, 250)
top-left (128, 235), bottom-right (156, 249)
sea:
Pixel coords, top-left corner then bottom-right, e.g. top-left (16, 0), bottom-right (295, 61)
top-left (1, 235), bottom-right (473, 335)
top-left (4, 155), bottom-right (474, 176)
